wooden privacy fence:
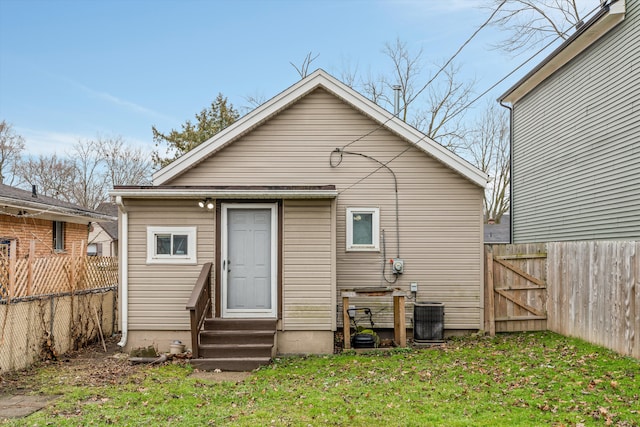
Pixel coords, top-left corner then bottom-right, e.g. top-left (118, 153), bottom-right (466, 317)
top-left (0, 241), bottom-right (118, 300)
top-left (546, 241), bottom-right (639, 359)
top-left (485, 241), bottom-right (640, 359)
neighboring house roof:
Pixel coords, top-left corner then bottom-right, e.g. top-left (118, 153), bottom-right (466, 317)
top-left (0, 184), bottom-right (116, 224)
top-left (94, 202), bottom-right (118, 239)
top-left (499, 0), bottom-right (626, 104)
top-left (152, 69), bottom-right (488, 188)
top-left (484, 216), bottom-right (510, 244)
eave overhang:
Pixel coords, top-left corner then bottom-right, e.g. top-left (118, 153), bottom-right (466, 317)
top-left (0, 197), bottom-right (117, 224)
top-left (499, 0), bottom-right (626, 105)
top-left (110, 185), bottom-right (339, 200)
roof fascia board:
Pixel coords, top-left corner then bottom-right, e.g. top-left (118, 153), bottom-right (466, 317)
top-left (500, 0), bottom-right (625, 105)
top-left (153, 69), bottom-right (487, 188)
top-left (110, 188), bottom-right (338, 199)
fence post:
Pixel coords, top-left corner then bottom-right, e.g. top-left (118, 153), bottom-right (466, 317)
top-left (70, 243), bottom-right (76, 292)
top-left (8, 240), bottom-right (16, 299)
top-left (485, 245), bottom-right (496, 336)
top-left (27, 240), bottom-right (35, 296)
top-left (78, 240), bottom-right (86, 290)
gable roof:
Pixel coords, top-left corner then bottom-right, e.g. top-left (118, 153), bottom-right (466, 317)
top-left (499, 0), bottom-right (626, 105)
top-left (94, 202), bottom-right (118, 239)
top-left (0, 184), bottom-right (116, 224)
top-left (153, 69), bottom-right (487, 188)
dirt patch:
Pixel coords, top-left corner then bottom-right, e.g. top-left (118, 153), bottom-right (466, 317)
top-left (0, 335), bottom-right (251, 397)
top-left (0, 335), bottom-right (143, 396)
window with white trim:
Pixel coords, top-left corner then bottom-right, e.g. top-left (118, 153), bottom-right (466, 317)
top-left (146, 226), bottom-right (197, 264)
top-left (346, 208), bottom-right (379, 251)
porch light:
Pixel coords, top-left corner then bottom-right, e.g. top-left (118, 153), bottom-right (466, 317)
top-left (198, 198), bottom-right (214, 210)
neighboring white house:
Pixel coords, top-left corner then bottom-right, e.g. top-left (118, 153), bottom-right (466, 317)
top-left (498, 0), bottom-right (639, 243)
top-left (88, 202), bottom-right (118, 257)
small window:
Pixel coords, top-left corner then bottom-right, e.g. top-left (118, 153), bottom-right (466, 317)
top-left (346, 208), bottom-right (379, 251)
top-left (0, 239), bottom-right (13, 259)
top-left (53, 221), bottom-right (65, 252)
top-left (147, 227), bottom-right (197, 264)
top-left (87, 243), bottom-right (102, 256)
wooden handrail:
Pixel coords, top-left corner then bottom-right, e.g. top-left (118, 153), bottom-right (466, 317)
top-left (186, 262), bottom-right (213, 358)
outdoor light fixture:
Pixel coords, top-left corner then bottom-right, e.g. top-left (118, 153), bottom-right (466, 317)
top-left (198, 198), bottom-right (214, 210)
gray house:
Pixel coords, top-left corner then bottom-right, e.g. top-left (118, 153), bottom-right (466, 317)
top-left (498, 0), bottom-right (639, 243)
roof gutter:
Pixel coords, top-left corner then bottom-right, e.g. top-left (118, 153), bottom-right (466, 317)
top-left (110, 188), bottom-right (339, 199)
top-left (499, 0), bottom-right (626, 105)
top-left (115, 196), bottom-right (129, 348)
top-left (0, 197), bottom-right (116, 223)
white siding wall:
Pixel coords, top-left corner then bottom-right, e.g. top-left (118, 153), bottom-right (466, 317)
top-left (126, 199), bottom-right (215, 330)
top-left (168, 88), bottom-right (484, 330)
top-left (512, 1), bottom-right (640, 242)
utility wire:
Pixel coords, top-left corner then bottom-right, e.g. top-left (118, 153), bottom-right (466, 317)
top-left (340, 0), bottom-right (507, 151)
top-left (337, 2), bottom-right (604, 196)
top-left (407, 0), bottom-right (507, 107)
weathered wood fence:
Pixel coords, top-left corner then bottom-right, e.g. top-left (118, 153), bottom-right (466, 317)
top-left (0, 241), bottom-right (117, 300)
top-left (486, 241), bottom-right (640, 359)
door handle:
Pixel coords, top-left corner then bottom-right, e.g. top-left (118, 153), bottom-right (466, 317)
top-left (223, 259), bottom-right (231, 272)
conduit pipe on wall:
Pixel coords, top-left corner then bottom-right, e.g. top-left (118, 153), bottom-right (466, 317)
top-left (115, 196), bottom-right (129, 348)
top-left (499, 100), bottom-right (513, 244)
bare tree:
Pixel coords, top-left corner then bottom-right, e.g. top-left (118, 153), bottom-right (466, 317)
top-left (0, 120), bottom-right (25, 185)
top-left (242, 92), bottom-right (268, 112)
top-left (360, 69), bottom-right (388, 106)
top-left (411, 63), bottom-right (475, 152)
top-left (15, 135), bottom-right (151, 209)
top-left (68, 140), bottom-right (109, 209)
top-left (290, 51), bottom-right (320, 79)
top-left (488, 0), bottom-right (596, 55)
top-left (15, 154), bottom-right (76, 200)
top-left (466, 101), bottom-right (510, 223)
top-left (382, 38), bottom-right (424, 122)
top-left (98, 135), bottom-right (152, 187)
top-left (338, 38), bottom-right (474, 152)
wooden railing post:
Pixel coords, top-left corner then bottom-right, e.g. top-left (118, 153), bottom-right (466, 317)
top-left (186, 263), bottom-right (213, 359)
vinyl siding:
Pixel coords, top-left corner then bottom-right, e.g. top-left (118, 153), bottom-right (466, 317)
top-left (282, 199), bottom-right (334, 330)
top-left (126, 199), bottom-right (215, 330)
top-left (167, 88), bottom-right (484, 330)
top-left (512, 0), bottom-right (640, 242)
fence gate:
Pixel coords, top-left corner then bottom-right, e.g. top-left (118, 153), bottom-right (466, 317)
top-left (485, 243), bottom-right (548, 334)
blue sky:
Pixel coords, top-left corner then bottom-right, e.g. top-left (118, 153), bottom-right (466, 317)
top-left (0, 0), bottom-right (595, 157)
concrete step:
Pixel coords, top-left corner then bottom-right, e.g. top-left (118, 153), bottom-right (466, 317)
top-left (190, 357), bottom-right (271, 372)
top-left (204, 318), bottom-right (277, 331)
top-left (199, 329), bottom-right (275, 345)
top-left (198, 343), bottom-right (273, 358)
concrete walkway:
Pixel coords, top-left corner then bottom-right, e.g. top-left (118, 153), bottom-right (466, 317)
top-left (0, 394), bottom-right (57, 420)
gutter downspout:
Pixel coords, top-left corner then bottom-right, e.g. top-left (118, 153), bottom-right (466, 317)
top-left (115, 196), bottom-right (129, 348)
top-left (499, 100), bottom-right (514, 244)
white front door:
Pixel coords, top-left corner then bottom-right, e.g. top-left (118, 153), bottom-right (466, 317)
top-left (221, 203), bottom-right (277, 318)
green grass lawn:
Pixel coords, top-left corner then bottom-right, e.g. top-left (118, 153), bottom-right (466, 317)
top-left (3, 332), bottom-right (639, 426)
